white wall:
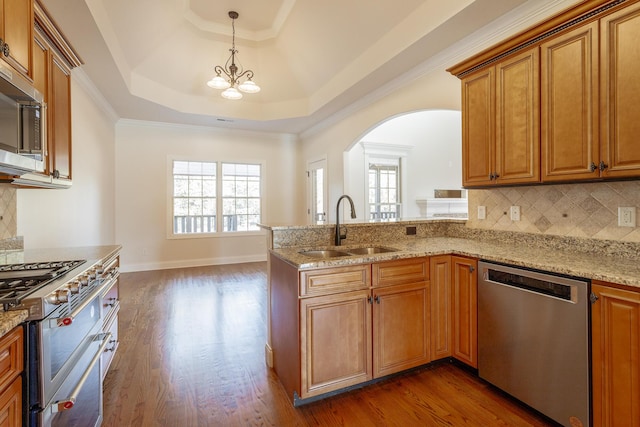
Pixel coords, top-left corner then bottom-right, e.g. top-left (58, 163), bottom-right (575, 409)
top-left (17, 73), bottom-right (117, 249)
top-left (345, 110), bottom-right (462, 219)
top-left (115, 121), bottom-right (299, 272)
top-left (301, 69), bottom-right (462, 222)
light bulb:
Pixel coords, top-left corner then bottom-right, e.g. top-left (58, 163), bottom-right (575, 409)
top-left (238, 79), bottom-right (261, 94)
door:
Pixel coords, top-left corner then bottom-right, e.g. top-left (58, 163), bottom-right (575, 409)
top-left (307, 159), bottom-right (327, 224)
top-left (600, 3), bottom-right (640, 178)
top-left (300, 290), bottom-right (372, 398)
top-left (372, 282), bottom-right (430, 377)
top-left (495, 47), bottom-right (540, 184)
top-left (461, 67), bottom-right (494, 187)
top-left (591, 282), bottom-right (640, 427)
top-left (452, 256), bottom-right (477, 368)
top-left (541, 21), bottom-right (599, 181)
top-left (430, 255), bottom-right (453, 360)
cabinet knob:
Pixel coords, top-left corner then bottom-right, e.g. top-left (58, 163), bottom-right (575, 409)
top-left (589, 162), bottom-right (598, 172)
top-left (469, 266), bottom-right (475, 273)
top-left (1, 42), bottom-right (8, 57)
top-left (367, 296), bottom-right (373, 304)
top-left (599, 161), bottom-right (608, 172)
top-left (374, 295), bottom-right (381, 304)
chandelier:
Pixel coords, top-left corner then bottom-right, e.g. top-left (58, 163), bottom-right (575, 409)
top-left (206, 11), bottom-right (260, 100)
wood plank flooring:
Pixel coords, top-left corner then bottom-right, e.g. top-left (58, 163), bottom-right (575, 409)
top-left (103, 262), bottom-right (557, 427)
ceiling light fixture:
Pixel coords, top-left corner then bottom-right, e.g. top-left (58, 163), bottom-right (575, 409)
top-left (206, 11), bottom-right (260, 100)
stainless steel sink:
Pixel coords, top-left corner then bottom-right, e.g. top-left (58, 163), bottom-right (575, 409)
top-left (346, 246), bottom-right (398, 255)
top-left (299, 250), bottom-right (351, 258)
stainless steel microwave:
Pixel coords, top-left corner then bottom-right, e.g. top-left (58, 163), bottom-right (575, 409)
top-left (0, 60), bottom-right (45, 175)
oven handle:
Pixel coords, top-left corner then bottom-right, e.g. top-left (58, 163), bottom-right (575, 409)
top-left (52, 332), bottom-right (112, 413)
top-left (54, 269), bottom-right (119, 327)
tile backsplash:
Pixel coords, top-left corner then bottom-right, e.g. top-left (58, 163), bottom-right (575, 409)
top-left (0, 185), bottom-right (17, 240)
top-left (467, 181), bottom-right (640, 242)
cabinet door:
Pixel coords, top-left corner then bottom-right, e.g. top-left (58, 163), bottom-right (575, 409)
top-left (373, 282), bottom-right (430, 377)
top-left (300, 290), bottom-right (372, 398)
top-left (1, 0), bottom-right (33, 77)
top-left (591, 282), bottom-right (640, 427)
top-left (452, 256), bottom-right (477, 368)
top-left (0, 376), bottom-right (21, 427)
top-left (541, 21), bottom-right (599, 181)
top-left (461, 67), bottom-right (495, 187)
top-left (495, 48), bottom-right (540, 184)
top-left (600, 2), bottom-right (640, 179)
top-left (49, 54), bottom-right (72, 181)
top-left (430, 255), bottom-right (452, 360)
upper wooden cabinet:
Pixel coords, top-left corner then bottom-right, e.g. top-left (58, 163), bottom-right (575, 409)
top-left (451, 0), bottom-right (640, 187)
top-left (541, 21), bottom-right (600, 182)
top-left (461, 48), bottom-right (540, 187)
top-left (0, 0), bottom-right (33, 78)
top-left (600, 2), bottom-right (640, 178)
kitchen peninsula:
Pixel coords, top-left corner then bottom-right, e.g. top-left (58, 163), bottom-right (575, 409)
top-left (262, 219), bottom-right (640, 426)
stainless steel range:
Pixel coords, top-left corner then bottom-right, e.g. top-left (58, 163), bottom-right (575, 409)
top-left (0, 249), bottom-right (120, 427)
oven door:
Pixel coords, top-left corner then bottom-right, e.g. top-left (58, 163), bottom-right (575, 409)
top-left (40, 332), bottom-right (111, 427)
top-left (40, 293), bottom-right (103, 405)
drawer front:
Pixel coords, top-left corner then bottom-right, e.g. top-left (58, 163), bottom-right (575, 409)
top-left (101, 311), bottom-right (119, 380)
top-left (373, 257), bottom-right (429, 287)
top-left (300, 265), bottom-right (370, 297)
top-left (0, 327), bottom-right (23, 393)
top-left (102, 277), bottom-right (119, 322)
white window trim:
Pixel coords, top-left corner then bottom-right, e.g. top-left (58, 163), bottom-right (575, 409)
top-left (166, 156), bottom-right (266, 240)
top-left (361, 142), bottom-right (411, 220)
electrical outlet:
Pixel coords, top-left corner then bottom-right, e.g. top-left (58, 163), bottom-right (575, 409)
top-left (510, 206), bottom-right (521, 221)
top-left (618, 207), bottom-right (636, 227)
top-left (477, 206), bottom-right (486, 220)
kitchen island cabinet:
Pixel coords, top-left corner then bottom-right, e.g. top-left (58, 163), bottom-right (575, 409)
top-left (591, 282), bottom-right (640, 427)
top-left (271, 254), bottom-right (430, 403)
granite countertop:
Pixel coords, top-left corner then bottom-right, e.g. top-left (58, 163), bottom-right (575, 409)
top-left (271, 237), bottom-right (640, 288)
top-left (0, 245), bottom-right (122, 338)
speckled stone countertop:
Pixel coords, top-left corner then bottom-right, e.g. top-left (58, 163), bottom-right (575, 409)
top-left (0, 310), bottom-right (28, 337)
top-left (271, 237), bottom-right (640, 288)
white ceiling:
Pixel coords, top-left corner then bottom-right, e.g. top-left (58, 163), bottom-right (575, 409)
top-left (38, 0), bottom-right (554, 134)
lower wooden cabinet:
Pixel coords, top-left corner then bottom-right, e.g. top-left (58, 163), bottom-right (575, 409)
top-left (373, 280), bottom-right (430, 378)
top-left (430, 255), bottom-right (453, 360)
top-left (300, 290), bottom-right (372, 397)
top-left (591, 282), bottom-right (640, 427)
top-left (0, 326), bottom-right (23, 427)
top-left (452, 256), bottom-right (478, 368)
top-left (271, 254), bottom-right (430, 402)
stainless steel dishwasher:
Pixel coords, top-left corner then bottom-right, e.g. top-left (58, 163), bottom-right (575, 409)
top-left (478, 261), bottom-right (590, 427)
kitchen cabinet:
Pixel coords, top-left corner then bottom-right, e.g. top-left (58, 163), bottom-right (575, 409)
top-left (452, 256), bottom-right (477, 368)
top-left (0, 326), bottom-right (23, 427)
top-left (430, 255), bottom-right (453, 360)
top-left (452, 0), bottom-right (640, 187)
top-left (0, 0), bottom-right (33, 78)
top-left (461, 47), bottom-right (539, 187)
top-left (271, 254), bottom-right (430, 402)
top-left (372, 258), bottom-right (430, 378)
top-left (591, 282), bottom-right (640, 427)
top-left (541, 21), bottom-right (599, 182)
top-left (599, 2), bottom-right (640, 178)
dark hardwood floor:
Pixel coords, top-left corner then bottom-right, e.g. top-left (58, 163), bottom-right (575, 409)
top-left (103, 262), bottom-right (556, 427)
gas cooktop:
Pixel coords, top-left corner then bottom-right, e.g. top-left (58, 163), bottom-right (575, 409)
top-left (0, 260), bottom-right (86, 307)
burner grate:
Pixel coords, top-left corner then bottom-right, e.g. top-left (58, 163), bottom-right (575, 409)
top-left (0, 260), bottom-right (86, 308)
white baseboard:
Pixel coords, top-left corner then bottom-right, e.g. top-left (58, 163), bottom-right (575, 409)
top-left (120, 254), bottom-right (267, 273)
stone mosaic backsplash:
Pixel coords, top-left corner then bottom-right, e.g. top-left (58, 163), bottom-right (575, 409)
top-left (0, 186), bottom-right (17, 241)
top-left (467, 181), bottom-right (640, 242)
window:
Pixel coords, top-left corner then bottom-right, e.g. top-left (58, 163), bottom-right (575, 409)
top-left (307, 158), bottom-right (327, 224)
top-left (368, 160), bottom-right (401, 220)
top-left (170, 160), bottom-right (262, 236)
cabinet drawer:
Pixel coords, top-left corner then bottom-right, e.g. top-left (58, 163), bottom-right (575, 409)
top-left (0, 327), bottom-right (23, 393)
top-left (101, 312), bottom-right (119, 380)
top-left (373, 257), bottom-right (429, 287)
top-left (300, 264), bottom-right (370, 297)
